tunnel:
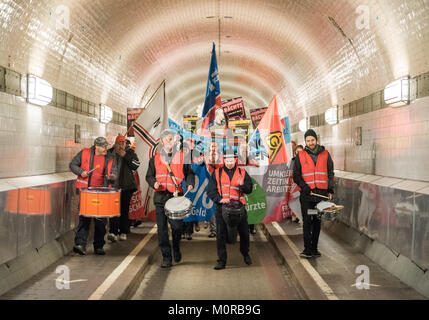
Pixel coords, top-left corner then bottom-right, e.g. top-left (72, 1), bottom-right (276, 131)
top-left (0, 0), bottom-right (428, 307)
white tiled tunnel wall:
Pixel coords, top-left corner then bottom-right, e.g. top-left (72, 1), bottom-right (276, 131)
top-left (292, 97), bottom-right (429, 182)
top-left (0, 92), bottom-right (125, 179)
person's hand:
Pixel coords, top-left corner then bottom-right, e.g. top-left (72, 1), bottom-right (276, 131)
top-left (81, 171), bottom-right (88, 178)
top-left (220, 198), bottom-right (230, 204)
top-left (118, 149), bottom-right (126, 157)
top-left (237, 176), bottom-right (244, 186)
top-left (187, 185), bottom-right (193, 192)
top-left (328, 193), bottom-right (333, 201)
top-left (106, 174), bottom-right (116, 180)
top-left (154, 182), bottom-right (160, 189)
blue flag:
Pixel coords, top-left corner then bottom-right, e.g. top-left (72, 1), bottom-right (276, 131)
top-left (201, 43), bottom-right (221, 132)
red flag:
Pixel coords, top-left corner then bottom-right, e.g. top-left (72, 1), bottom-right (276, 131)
top-left (256, 96), bottom-right (288, 164)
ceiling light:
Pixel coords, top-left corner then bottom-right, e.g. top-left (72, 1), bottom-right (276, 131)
top-left (100, 104), bottom-right (113, 124)
top-left (299, 119), bottom-right (307, 132)
top-left (27, 75), bottom-right (53, 106)
top-left (384, 77), bottom-right (410, 107)
top-left (325, 106), bottom-right (338, 124)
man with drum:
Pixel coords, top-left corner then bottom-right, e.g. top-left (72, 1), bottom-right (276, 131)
top-left (69, 137), bottom-right (113, 256)
top-left (146, 129), bottom-right (195, 268)
top-left (207, 153), bottom-right (253, 270)
top-left (293, 129), bottom-right (335, 259)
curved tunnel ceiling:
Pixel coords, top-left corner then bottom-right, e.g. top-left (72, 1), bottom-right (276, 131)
top-left (0, 0), bottom-right (428, 124)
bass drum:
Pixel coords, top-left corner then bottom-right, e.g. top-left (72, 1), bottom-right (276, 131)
top-left (164, 196), bottom-right (193, 220)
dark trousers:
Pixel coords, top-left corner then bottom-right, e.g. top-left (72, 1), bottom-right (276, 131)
top-left (184, 222), bottom-right (194, 235)
top-left (74, 188), bottom-right (106, 250)
top-left (300, 198), bottom-right (321, 252)
top-left (215, 206), bottom-right (250, 264)
top-left (109, 189), bottom-right (134, 235)
top-left (75, 215), bottom-right (107, 250)
top-left (156, 205), bottom-right (184, 262)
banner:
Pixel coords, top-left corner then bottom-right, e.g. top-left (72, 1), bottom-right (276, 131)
top-left (182, 163), bottom-right (216, 222)
top-left (183, 115), bottom-right (198, 133)
top-left (128, 172), bottom-right (145, 220)
top-left (222, 97), bottom-right (246, 122)
top-left (201, 43), bottom-right (222, 133)
top-left (133, 81), bottom-right (168, 222)
top-left (127, 108), bottom-right (144, 137)
top-left (250, 107), bottom-right (268, 129)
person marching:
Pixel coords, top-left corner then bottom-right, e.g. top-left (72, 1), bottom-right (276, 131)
top-left (69, 137), bottom-right (114, 256)
top-left (145, 129), bottom-right (195, 268)
top-left (207, 153), bottom-right (253, 270)
top-left (107, 135), bottom-right (140, 242)
top-left (293, 129), bottom-right (334, 258)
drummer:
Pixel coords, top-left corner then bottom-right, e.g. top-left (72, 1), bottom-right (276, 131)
top-left (69, 137), bottom-right (114, 256)
top-left (145, 129), bottom-right (195, 268)
top-left (293, 129), bottom-right (335, 259)
top-left (207, 153), bottom-right (253, 270)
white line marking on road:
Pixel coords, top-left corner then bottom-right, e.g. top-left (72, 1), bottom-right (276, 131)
top-left (351, 283), bottom-right (380, 287)
top-left (272, 222), bottom-right (339, 300)
top-left (56, 279), bottom-right (88, 284)
top-left (88, 225), bottom-right (157, 300)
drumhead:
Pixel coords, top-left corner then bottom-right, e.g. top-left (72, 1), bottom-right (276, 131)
top-left (165, 196), bottom-right (192, 212)
top-left (316, 201), bottom-right (336, 212)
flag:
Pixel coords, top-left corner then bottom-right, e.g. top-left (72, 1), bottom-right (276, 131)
top-left (200, 43), bottom-right (222, 133)
top-left (133, 81), bottom-right (168, 221)
top-left (256, 96), bottom-right (288, 165)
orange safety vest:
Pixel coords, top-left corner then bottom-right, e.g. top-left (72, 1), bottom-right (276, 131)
top-left (155, 152), bottom-right (185, 193)
top-left (299, 150), bottom-right (329, 190)
top-left (215, 166), bottom-right (246, 205)
top-left (76, 148), bottom-right (112, 189)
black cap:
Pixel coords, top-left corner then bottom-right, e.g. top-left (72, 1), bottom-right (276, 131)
top-left (304, 129), bottom-right (318, 141)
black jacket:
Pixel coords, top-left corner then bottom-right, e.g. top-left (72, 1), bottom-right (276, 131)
top-left (207, 165), bottom-right (253, 205)
top-left (145, 149), bottom-right (196, 205)
top-left (293, 145), bottom-right (334, 202)
top-left (107, 147), bottom-right (140, 191)
top-left (69, 146), bottom-right (112, 188)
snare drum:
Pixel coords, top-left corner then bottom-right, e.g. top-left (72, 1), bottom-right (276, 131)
top-left (316, 201), bottom-right (344, 221)
top-left (80, 187), bottom-right (120, 218)
top-left (164, 196), bottom-right (192, 220)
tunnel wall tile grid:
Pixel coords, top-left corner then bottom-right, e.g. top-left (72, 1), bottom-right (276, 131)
top-left (335, 176), bottom-right (429, 272)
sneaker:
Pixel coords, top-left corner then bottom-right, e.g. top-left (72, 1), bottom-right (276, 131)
top-left (311, 250), bottom-right (321, 258)
top-left (195, 225), bottom-right (200, 232)
top-left (94, 248), bottom-right (105, 255)
top-left (299, 250), bottom-right (312, 258)
top-left (73, 245), bottom-right (86, 255)
top-left (133, 220), bottom-right (142, 228)
top-left (186, 234), bottom-right (192, 240)
top-left (214, 261), bottom-right (226, 270)
top-left (208, 232), bottom-right (216, 238)
top-left (119, 234), bottom-right (127, 241)
top-left (250, 229), bottom-right (257, 235)
top-left (107, 233), bottom-right (118, 243)
top-left (244, 255), bottom-right (252, 265)
top-left (161, 258), bottom-right (172, 268)
top-left (204, 222), bottom-right (209, 229)
top-left (173, 249), bottom-right (182, 263)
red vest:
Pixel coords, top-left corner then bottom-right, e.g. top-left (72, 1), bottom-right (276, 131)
top-left (155, 152), bottom-right (185, 193)
top-left (215, 166), bottom-right (246, 205)
top-left (299, 150), bottom-right (329, 190)
top-left (75, 148), bottom-right (112, 189)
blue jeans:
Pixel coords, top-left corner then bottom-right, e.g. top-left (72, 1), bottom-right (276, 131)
top-left (156, 205), bottom-right (184, 262)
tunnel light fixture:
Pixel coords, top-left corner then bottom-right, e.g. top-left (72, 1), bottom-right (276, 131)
top-left (299, 119), bottom-right (307, 132)
top-left (100, 104), bottom-right (113, 124)
top-left (384, 77), bottom-right (410, 107)
top-left (325, 106), bottom-right (338, 124)
top-left (27, 75), bottom-right (53, 106)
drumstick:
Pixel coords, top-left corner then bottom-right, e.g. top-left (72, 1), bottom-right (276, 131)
top-left (310, 192), bottom-right (331, 200)
top-left (183, 188), bottom-right (192, 197)
top-left (87, 165), bottom-right (100, 174)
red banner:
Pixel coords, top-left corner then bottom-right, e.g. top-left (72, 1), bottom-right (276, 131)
top-left (250, 107), bottom-right (268, 129)
top-left (222, 97), bottom-right (246, 122)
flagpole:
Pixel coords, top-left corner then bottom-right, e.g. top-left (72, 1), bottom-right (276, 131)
top-left (124, 79), bottom-right (166, 137)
